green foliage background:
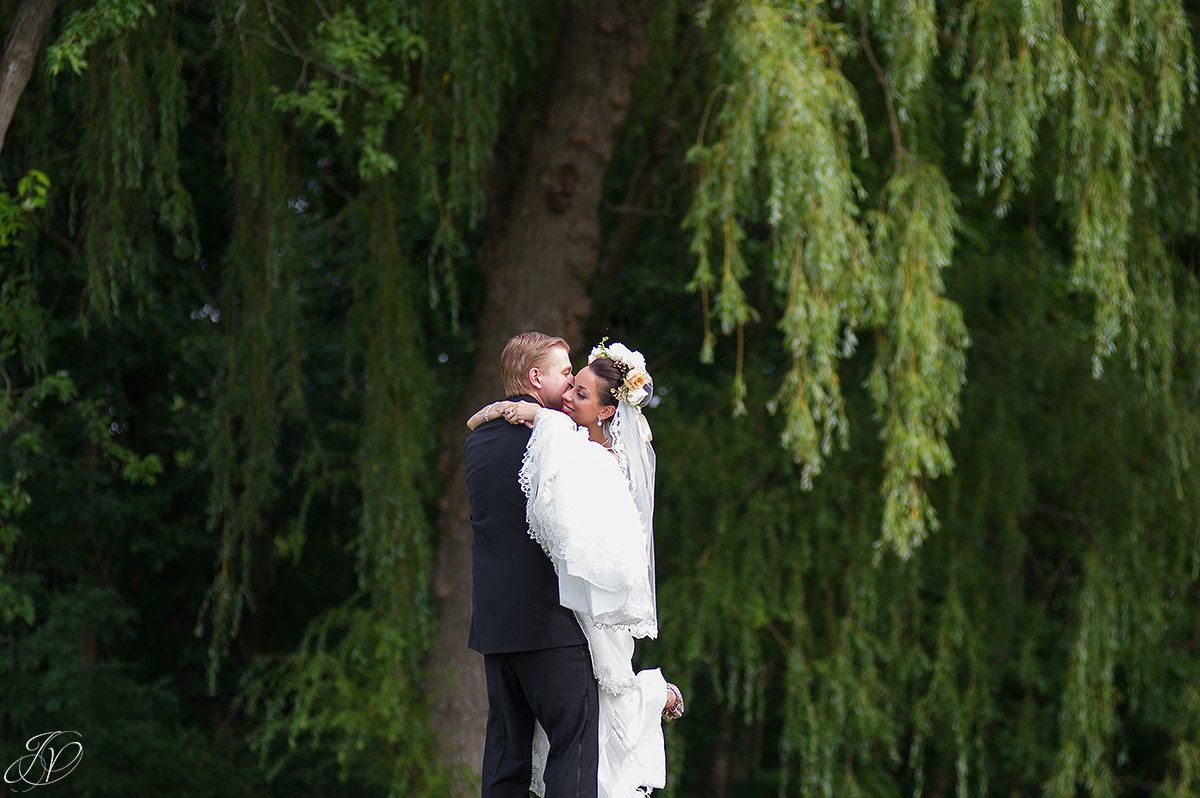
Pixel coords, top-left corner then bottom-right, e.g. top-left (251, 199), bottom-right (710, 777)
top-left (2, 1), bottom-right (1200, 796)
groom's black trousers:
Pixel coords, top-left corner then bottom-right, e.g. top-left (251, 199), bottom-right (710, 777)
top-left (481, 644), bottom-right (599, 798)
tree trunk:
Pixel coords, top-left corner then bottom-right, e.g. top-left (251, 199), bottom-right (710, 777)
top-left (708, 704), bottom-right (733, 798)
top-left (426, 0), bottom-right (653, 786)
top-left (0, 0), bottom-right (57, 155)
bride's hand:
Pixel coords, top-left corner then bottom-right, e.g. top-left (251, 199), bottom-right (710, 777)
top-left (466, 400), bottom-right (537, 430)
top-left (495, 401), bottom-right (536, 428)
top-left (662, 683), bottom-right (685, 722)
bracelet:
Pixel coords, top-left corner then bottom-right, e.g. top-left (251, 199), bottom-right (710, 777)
top-left (662, 683), bottom-right (685, 723)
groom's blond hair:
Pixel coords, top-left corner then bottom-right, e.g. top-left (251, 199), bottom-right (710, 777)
top-left (501, 332), bottom-right (570, 396)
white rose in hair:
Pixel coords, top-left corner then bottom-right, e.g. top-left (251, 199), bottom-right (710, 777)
top-left (608, 342), bottom-right (647, 371)
top-left (626, 386), bottom-right (648, 406)
top-left (606, 342), bottom-right (633, 363)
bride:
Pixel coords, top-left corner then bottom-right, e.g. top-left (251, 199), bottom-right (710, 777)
top-left (468, 340), bottom-right (683, 797)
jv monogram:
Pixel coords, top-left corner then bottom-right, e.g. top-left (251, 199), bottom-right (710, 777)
top-left (3, 731), bottom-right (83, 792)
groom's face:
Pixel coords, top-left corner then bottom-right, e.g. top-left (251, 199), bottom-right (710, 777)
top-left (533, 345), bottom-right (574, 410)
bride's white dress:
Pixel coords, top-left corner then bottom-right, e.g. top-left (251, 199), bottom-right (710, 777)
top-left (519, 408), bottom-right (666, 798)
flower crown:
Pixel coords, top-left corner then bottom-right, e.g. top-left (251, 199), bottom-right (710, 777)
top-left (587, 338), bottom-right (652, 407)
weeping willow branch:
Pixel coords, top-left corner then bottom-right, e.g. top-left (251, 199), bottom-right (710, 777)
top-left (858, 22), bottom-right (907, 166)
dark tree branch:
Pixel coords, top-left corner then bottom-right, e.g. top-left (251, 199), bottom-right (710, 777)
top-left (859, 24), bottom-right (908, 167)
top-left (0, 0), bottom-right (58, 155)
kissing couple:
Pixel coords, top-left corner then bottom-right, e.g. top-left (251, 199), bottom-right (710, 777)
top-left (464, 331), bottom-right (685, 798)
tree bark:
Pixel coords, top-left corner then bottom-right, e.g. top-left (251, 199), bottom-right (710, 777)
top-left (0, 0), bottom-right (57, 156)
top-left (426, 0), bottom-right (654, 787)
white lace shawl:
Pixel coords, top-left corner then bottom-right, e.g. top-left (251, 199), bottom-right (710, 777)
top-left (519, 408), bottom-right (658, 639)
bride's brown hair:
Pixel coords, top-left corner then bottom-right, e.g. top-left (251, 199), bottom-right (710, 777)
top-left (583, 358), bottom-right (623, 410)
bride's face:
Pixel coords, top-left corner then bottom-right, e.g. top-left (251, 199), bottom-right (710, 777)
top-left (562, 366), bottom-right (615, 430)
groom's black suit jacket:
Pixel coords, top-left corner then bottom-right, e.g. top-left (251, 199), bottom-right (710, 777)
top-left (466, 396), bottom-right (586, 654)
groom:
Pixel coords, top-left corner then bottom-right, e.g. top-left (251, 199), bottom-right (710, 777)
top-left (465, 331), bottom-right (599, 798)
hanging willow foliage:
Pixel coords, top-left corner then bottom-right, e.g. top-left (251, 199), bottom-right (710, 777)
top-left (190, 0), bottom-right (541, 788)
top-left (657, 2), bottom-right (1200, 795)
top-left (649, 223), bottom-right (1200, 796)
top-left (685, 1), bottom-right (876, 482)
top-left (68, 8), bottom-right (197, 322)
top-left (238, 184), bottom-right (444, 793)
top-left (685, 0), bottom-right (1199, 558)
top-left (196, 0), bottom-right (308, 687)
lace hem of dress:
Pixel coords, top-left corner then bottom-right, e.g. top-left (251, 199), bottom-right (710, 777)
top-left (517, 414), bottom-right (564, 561)
top-left (517, 416), bottom-right (540, 501)
top-left (590, 616), bottom-right (659, 640)
top-left (595, 664), bottom-right (637, 696)
top-left (531, 723), bottom-right (548, 797)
